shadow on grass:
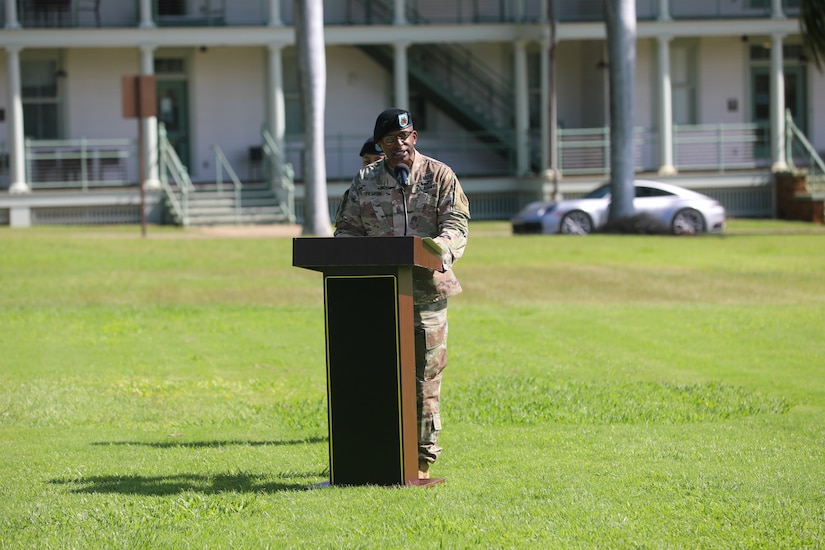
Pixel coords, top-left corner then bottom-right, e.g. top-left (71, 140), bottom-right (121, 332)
top-left (49, 471), bottom-right (326, 495)
top-left (46, 438), bottom-right (332, 494)
top-left (90, 436), bottom-right (327, 449)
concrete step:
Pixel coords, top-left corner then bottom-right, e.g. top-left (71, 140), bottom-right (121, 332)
top-left (165, 182), bottom-right (289, 226)
top-left (187, 211), bottom-right (289, 226)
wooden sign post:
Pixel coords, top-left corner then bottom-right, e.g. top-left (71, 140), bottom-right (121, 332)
top-left (121, 75), bottom-right (156, 238)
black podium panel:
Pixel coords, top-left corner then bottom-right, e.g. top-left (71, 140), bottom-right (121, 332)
top-left (324, 275), bottom-right (405, 485)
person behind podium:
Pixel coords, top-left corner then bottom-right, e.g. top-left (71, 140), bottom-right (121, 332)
top-left (334, 108), bottom-right (470, 480)
top-left (359, 137), bottom-right (385, 168)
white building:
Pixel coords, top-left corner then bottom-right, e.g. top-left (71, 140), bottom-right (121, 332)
top-left (1, 0), bottom-right (822, 226)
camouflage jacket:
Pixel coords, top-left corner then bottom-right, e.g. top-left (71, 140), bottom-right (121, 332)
top-left (334, 151), bottom-right (470, 305)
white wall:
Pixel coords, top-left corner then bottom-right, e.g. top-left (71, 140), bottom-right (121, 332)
top-left (0, 54), bottom-right (7, 150)
top-left (635, 38), bottom-right (653, 129)
top-left (698, 37), bottom-right (747, 124)
top-left (555, 41), bottom-right (583, 128)
top-left (324, 47), bottom-right (389, 139)
top-left (65, 49), bottom-right (140, 140)
top-left (810, 67), bottom-right (825, 154)
top-left (323, 46), bottom-right (390, 178)
top-left (188, 46), bottom-right (265, 181)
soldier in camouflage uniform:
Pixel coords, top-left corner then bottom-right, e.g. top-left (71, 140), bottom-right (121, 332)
top-left (334, 108), bottom-right (470, 480)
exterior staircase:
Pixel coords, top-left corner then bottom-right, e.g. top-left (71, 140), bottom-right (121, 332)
top-left (778, 110), bottom-right (825, 224)
top-left (159, 124), bottom-right (295, 227)
top-left (353, 0), bottom-right (530, 167)
top-left (162, 181), bottom-right (291, 226)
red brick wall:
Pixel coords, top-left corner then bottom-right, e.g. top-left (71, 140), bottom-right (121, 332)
top-left (775, 172), bottom-right (824, 225)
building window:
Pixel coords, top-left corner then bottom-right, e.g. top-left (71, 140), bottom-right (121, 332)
top-left (671, 43), bottom-right (696, 125)
top-left (282, 48), bottom-right (303, 135)
top-left (157, 0), bottom-right (186, 16)
top-left (21, 59), bottom-right (61, 139)
top-left (155, 58), bottom-right (186, 75)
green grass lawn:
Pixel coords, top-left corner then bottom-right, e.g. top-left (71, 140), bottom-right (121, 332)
top-left (1, 220), bottom-right (824, 548)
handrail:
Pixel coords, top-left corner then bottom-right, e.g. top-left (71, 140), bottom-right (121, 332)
top-left (158, 123), bottom-right (194, 225)
top-left (785, 109), bottom-right (825, 193)
top-left (262, 129), bottom-right (296, 223)
top-left (211, 144), bottom-right (243, 225)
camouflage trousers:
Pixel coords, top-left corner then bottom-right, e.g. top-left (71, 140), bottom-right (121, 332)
top-left (414, 299), bottom-right (449, 464)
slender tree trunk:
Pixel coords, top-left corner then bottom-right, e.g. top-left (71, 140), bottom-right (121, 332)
top-left (295, 0), bottom-right (332, 236)
top-left (800, 0), bottom-right (825, 72)
top-left (604, 0), bottom-right (636, 222)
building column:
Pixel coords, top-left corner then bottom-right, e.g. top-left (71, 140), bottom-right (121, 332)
top-left (393, 42), bottom-right (409, 110)
top-left (770, 33), bottom-right (787, 172)
top-left (7, 46), bottom-right (28, 194)
top-left (268, 0), bottom-right (282, 26)
top-left (540, 32), bottom-right (551, 173)
top-left (514, 0), bottom-right (526, 22)
top-left (140, 45), bottom-right (160, 189)
top-left (657, 35), bottom-right (676, 175)
top-left (514, 40), bottom-right (530, 176)
top-left (394, 0), bottom-right (407, 25)
top-left (5, 0), bottom-right (21, 29)
top-left (658, 0), bottom-right (671, 21)
top-left (139, 0), bottom-right (154, 28)
top-left (771, 0), bottom-right (785, 19)
top-left (267, 44), bottom-right (286, 151)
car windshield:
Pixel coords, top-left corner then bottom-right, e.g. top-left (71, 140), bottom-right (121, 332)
top-left (582, 184), bottom-right (611, 199)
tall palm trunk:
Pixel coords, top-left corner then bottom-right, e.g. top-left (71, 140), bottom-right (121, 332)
top-left (295, 0), bottom-right (332, 236)
top-left (800, 0), bottom-right (825, 71)
top-left (604, 0), bottom-right (636, 222)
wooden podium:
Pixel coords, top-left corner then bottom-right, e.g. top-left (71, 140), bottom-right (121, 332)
top-left (293, 236), bottom-right (444, 487)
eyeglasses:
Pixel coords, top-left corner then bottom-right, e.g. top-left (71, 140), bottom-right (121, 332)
top-left (380, 131), bottom-right (413, 146)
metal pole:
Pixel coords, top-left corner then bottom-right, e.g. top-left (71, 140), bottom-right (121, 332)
top-left (137, 78), bottom-right (147, 238)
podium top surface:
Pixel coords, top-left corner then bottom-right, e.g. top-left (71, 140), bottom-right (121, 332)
top-left (293, 236), bottom-right (443, 272)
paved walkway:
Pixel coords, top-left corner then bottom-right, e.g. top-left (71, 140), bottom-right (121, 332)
top-left (193, 225), bottom-right (305, 238)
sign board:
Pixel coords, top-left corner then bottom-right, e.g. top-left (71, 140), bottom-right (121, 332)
top-left (121, 75), bottom-right (157, 119)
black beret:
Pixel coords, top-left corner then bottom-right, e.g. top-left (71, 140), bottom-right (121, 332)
top-left (373, 108), bottom-right (413, 142)
top-left (359, 137), bottom-right (382, 157)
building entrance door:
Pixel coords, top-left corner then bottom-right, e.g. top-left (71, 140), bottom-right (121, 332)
top-left (156, 79), bottom-right (190, 170)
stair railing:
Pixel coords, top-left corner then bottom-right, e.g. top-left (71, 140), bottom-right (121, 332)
top-left (785, 109), bottom-right (825, 194)
top-left (158, 123), bottom-right (195, 226)
top-left (211, 144), bottom-right (244, 225)
top-left (360, 0), bottom-right (513, 131)
top-left (262, 129), bottom-right (296, 223)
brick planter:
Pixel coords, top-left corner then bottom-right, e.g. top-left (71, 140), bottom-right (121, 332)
top-left (775, 172), bottom-right (824, 225)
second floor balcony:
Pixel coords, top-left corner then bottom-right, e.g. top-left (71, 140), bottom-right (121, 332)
top-left (3, 0), bottom-right (803, 30)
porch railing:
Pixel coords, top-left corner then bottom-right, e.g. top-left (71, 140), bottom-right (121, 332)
top-left (785, 109), bottom-right (825, 196)
top-left (24, 138), bottom-right (136, 190)
top-left (8, 0), bottom-right (801, 28)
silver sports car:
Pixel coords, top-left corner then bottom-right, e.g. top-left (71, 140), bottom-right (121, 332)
top-left (511, 180), bottom-right (726, 235)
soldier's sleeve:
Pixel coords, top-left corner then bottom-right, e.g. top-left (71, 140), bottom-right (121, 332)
top-left (431, 170), bottom-right (470, 271)
top-left (334, 180), bottom-right (366, 236)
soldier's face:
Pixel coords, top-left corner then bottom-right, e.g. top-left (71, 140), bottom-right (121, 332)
top-left (379, 129), bottom-right (417, 169)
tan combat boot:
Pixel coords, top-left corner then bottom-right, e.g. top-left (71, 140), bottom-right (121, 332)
top-left (418, 460), bottom-right (430, 480)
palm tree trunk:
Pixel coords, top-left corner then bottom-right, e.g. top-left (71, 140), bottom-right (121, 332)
top-left (295, 0), bottom-right (332, 236)
top-left (604, 0), bottom-right (636, 222)
top-left (800, 0), bottom-right (825, 72)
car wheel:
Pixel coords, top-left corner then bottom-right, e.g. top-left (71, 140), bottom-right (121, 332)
top-left (672, 208), bottom-right (705, 235)
top-left (560, 210), bottom-right (594, 235)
